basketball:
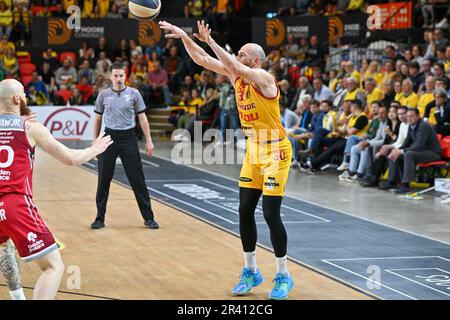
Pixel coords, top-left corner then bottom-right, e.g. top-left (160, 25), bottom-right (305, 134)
top-left (128, 0), bottom-right (161, 20)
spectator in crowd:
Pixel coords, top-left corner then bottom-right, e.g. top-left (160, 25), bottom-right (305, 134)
top-left (163, 46), bottom-right (184, 94)
top-left (381, 78), bottom-right (396, 108)
top-left (305, 35), bottom-right (324, 70)
top-left (312, 77), bottom-right (332, 102)
top-left (95, 51), bottom-right (112, 73)
top-left (408, 61), bottom-right (425, 92)
top-left (279, 79), bottom-right (296, 108)
top-left (68, 87), bottom-right (83, 105)
top-left (381, 59), bottom-right (396, 84)
top-left (39, 61), bottom-right (54, 86)
top-left (174, 88), bottom-right (205, 135)
top-left (344, 76), bottom-right (365, 102)
top-left (361, 104), bottom-right (407, 188)
top-left (51, 3), bottom-right (68, 17)
top-left (114, 37), bottom-right (130, 63)
top-left (305, 99), bottom-right (368, 173)
top-left (197, 70), bottom-right (214, 100)
top-left (332, 76), bottom-right (348, 109)
top-left (55, 58), bottom-right (78, 87)
top-left (411, 44), bottom-right (424, 65)
top-left (344, 61), bottom-right (361, 84)
top-left (380, 108), bottom-right (442, 194)
top-left (113, 0), bottom-right (128, 17)
top-left (365, 77), bottom-right (383, 115)
top-left (182, 74), bottom-right (195, 93)
top-left (26, 70), bottom-right (48, 99)
top-left (107, 2), bottom-right (122, 18)
top-left (364, 61), bottom-right (383, 86)
top-left (384, 45), bottom-right (405, 64)
top-left (78, 59), bottom-right (95, 85)
top-left (295, 99), bottom-right (324, 150)
top-left (298, 99), bottom-right (336, 161)
top-left (0, 46), bottom-right (17, 76)
top-left (184, 0), bottom-right (203, 18)
top-left (129, 39), bottom-right (143, 59)
top-left (145, 38), bottom-right (162, 59)
top-left (11, 3), bottom-right (29, 45)
top-left (281, 97), bottom-right (300, 133)
top-left (290, 76), bottom-right (314, 110)
top-left (338, 99), bottom-right (375, 171)
top-left (26, 83), bottom-right (48, 106)
top-left (0, 63), bottom-right (6, 80)
top-left (0, 0), bottom-right (12, 39)
top-left (79, 41), bottom-right (90, 60)
top-left (95, 36), bottom-right (111, 59)
top-left (398, 78), bottom-right (419, 108)
top-left (339, 104), bottom-right (389, 182)
top-left (433, 62), bottom-right (447, 80)
top-left (76, 75), bottom-right (94, 104)
top-left (216, 74), bottom-right (239, 145)
top-left (42, 48), bottom-right (60, 73)
top-left (433, 87), bottom-right (450, 136)
top-left (419, 75), bottom-right (437, 124)
top-left (146, 59), bottom-right (172, 106)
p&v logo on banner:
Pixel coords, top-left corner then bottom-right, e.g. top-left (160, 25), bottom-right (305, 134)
top-left (42, 108), bottom-right (92, 140)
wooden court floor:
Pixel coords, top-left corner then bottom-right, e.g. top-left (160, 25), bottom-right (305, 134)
top-left (0, 151), bottom-right (372, 300)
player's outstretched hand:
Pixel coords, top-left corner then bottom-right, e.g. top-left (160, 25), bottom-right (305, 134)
top-left (92, 132), bottom-right (113, 155)
top-left (193, 20), bottom-right (212, 43)
top-left (159, 21), bottom-right (186, 39)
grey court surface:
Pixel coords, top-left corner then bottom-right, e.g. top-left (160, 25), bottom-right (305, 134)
top-left (81, 151), bottom-right (450, 301)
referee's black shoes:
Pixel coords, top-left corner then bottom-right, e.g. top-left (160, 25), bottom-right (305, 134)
top-left (144, 219), bottom-right (159, 229)
top-left (90, 219), bottom-right (105, 230)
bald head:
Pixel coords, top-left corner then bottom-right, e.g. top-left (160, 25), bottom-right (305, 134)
top-left (0, 79), bottom-right (26, 113)
top-left (237, 43), bottom-right (266, 68)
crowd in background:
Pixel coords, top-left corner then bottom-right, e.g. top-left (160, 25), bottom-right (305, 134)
top-left (0, 1), bottom-right (450, 191)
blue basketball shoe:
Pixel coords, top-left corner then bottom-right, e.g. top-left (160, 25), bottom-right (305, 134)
top-left (231, 267), bottom-right (264, 296)
top-left (268, 272), bottom-right (294, 300)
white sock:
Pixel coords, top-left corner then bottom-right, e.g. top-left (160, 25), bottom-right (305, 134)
top-left (244, 251), bottom-right (257, 273)
top-left (9, 288), bottom-right (26, 300)
top-left (276, 256), bottom-right (288, 275)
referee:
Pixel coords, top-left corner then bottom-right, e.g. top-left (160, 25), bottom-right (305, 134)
top-left (91, 62), bottom-right (159, 230)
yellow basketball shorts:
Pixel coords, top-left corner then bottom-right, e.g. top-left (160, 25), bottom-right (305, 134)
top-left (239, 138), bottom-right (292, 197)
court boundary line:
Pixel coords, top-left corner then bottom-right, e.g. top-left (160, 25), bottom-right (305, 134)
top-left (80, 165), bottom-right (381, 300)
top-left (148, 153), bottom-right (450, 247)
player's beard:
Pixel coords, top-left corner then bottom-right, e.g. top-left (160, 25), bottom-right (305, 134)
top-left (19, 97), bottom-right (31, 116)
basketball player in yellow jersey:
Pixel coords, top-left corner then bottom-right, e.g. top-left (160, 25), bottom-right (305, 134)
top-left (160, 20), bottom-right (294, 300)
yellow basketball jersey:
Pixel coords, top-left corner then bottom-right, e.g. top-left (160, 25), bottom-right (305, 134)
top-left (235, 77), bottom-right (286, 142)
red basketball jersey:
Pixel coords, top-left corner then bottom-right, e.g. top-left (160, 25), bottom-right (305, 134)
top-left (0, 115), bottom-right (35, 197)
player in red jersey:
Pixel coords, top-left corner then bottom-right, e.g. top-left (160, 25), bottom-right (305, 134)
top-left (0, 79), bottom-right (112, 299)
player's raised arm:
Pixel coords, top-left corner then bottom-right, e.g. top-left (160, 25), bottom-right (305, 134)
top-left (26, 122), bottom-right (113, 166)
top-left (159, 20), bottom-right (230, 78)
top-left (195, 20), bottom-right (275, 95)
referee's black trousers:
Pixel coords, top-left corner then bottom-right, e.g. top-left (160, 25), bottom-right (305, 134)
top-left (96, 127), bottom-right (154, 222)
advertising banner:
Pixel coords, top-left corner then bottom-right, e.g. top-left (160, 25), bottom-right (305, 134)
top-left (29, 106), bottom-right (95, 141)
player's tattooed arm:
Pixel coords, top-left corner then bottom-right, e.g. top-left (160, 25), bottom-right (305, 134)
top-left (0, 241), bottom-right (22, 291)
